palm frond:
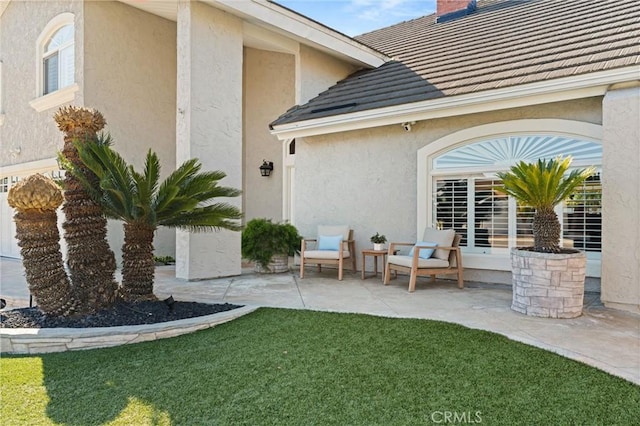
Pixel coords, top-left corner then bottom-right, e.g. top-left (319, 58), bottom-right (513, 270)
top-left (76, 139), bottom-right (137, 220)
top-left (496, 156), bottom-right (594, 210)
top-left (159, 203), bottom-right (242, 232)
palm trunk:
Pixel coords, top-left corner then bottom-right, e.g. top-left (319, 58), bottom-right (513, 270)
top-left (121, 222), bottom-right (156, 300)
top-left (13, 210), bottom-right (79, 316)
top-left (8, 174), bottom-right (80, 317)
top-left (532, 208), bottom-right (561, 253)
top-left (55, 107), bottom-right (118, 312)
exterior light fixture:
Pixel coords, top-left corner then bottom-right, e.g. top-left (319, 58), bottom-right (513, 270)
top-left (260, 160), bottom-right (274, 177)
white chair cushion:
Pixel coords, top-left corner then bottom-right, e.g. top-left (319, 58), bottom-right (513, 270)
top-left (422, 228), bottom-right (456, 260)
top-left (318, 225), bottom-right (350, 241)
top-left (304, 250), bottom-right (351, 260)
top-left (387, 255), bottom-right (449, 269)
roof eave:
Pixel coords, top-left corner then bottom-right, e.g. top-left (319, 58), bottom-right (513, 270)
top-left (115, 0), bottom-right (388, 68)
top-left (270, 66), bottom-right (640, 139)
top-left (210, 0), bottom-right (387, 67)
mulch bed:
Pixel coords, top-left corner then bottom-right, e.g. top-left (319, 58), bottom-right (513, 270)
top-left (0, 300), bottom-right (242, 329)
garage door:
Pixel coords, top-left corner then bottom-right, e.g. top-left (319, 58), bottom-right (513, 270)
top-left (0, 191), bottom-right (20, 259)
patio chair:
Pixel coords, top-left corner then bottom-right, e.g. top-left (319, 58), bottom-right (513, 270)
top-left (300, 225), bottom-right (356, 280)
top-left (383, 228), bottom-right (464, 292)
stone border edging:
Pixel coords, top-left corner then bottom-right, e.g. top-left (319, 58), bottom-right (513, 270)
top-left (0, 305), bottom-right (257, 355)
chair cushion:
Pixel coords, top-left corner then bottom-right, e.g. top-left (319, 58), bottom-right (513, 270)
top-left (318, 225), bottom-right (350, 241)
top-left (422, 228), bottom-right (456, 260)
top-left (318, 235), bottom-right (342, 251)
top-left (387, 255), bottom-right (449, 269)
top-left (408, 241), bottom-right (438, 259)
top-left (303, 250), bottom-right (351, 259)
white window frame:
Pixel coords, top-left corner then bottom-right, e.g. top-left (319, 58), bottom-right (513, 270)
top-left (417, 119), bottom-right (603, 277)
top-left (30, 13), bottom-right (78, 112)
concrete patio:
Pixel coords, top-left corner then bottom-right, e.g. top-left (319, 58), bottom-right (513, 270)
top-left (1, 257), bottom-right (638, 385)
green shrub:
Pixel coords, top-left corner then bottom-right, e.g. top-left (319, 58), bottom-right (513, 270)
top-left (241, 218), bottom-right (301, 269)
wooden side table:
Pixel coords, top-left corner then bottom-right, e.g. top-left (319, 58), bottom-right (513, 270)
top-left (361, 249), bottom-right (388, 281)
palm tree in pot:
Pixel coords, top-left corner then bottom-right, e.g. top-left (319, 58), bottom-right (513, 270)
top-left (496, 156), bottom-right (595, 318)
top-left (497, 156), bottom-right (595, 253)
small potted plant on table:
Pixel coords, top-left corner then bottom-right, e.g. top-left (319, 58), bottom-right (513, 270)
top-left (242, 218), bottom-right (302, 273)
top-left (370, 232), bottom-right (387, 251)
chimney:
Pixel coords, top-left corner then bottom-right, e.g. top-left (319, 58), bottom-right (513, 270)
top-left (437, 0), bottom-right (471, 16)
top-left (437, 0), bottom-right (477, 22)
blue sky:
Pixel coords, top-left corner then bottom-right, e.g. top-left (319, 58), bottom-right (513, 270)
top-left (277, 0), bottom-right (437, 36)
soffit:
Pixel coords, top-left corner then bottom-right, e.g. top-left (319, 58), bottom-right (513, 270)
top-left (116, 0), bottom-right (387, 67)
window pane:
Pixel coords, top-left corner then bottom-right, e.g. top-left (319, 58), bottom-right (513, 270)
top-left (45, 24), bottom-right (73, 52)
top-left (435, 178), bottom-right (468, 245)
top-left (58, 45), bottom-right (74, 89)
top-left (44, 54), bottom-right (59, 95)
top-left (474, 179), bottom-right (509, 248)
top-left (564, 172), bottom-right (602, 252)
top-left (515, 205), bottom-right (535, 247)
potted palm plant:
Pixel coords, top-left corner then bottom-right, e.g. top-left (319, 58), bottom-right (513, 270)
top-left (370, 232), bottom-right (387, 251)
top-left (242, 218), bottom-right (302, 273)
top-left (497, 156), bottom-right (595, 318)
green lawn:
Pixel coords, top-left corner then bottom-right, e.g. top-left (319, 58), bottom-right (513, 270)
top-left (1, 308), bottom-right (638, 425)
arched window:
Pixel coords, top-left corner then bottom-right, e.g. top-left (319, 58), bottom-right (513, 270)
top-left (30, 13), bottom-right (77, 112)
top-left (42, 24), bottom-right (74, 95)
top-left (417, 120), bottom-right (603, 276)
top-left (431, 135), bottom-right (602, 257)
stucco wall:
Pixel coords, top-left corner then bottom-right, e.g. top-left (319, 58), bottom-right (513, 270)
top-left (175, 1), bottom-right (243, 279)
top-left (83, 0), bottom-right (177, 261)
top-left (0, 0), bottom-right (84, 167)
top-left (294, 97), bottom-right (603, 280)
top-left (297, 44), bottom-right (359, 105)
top-left (243, 47), bottom-right (295, 223)
top-left (601, 86), bottom-right (640, 313)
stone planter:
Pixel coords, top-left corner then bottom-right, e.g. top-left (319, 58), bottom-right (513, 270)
top-left (510, 248), bottom-right (586, 319)
top-left (373, 243), bottom-right (385, 251)
top-left (254, 254), bottom-right (289, 274)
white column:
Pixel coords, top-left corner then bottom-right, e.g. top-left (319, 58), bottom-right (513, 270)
top-left (175, 1), bottom-right (243, 279)
top-left (601, 86), bottom-right (640, 313)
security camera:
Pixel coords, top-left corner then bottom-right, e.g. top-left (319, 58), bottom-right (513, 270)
top-left (401, 122), bottom-right (415, 132)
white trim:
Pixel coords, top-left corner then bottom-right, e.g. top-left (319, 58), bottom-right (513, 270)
top-left (0, 158), bottom-right (58, 177)
top-left (0, 1), bottom-right (8, 18)
top-left (209, 0), bottom-right (386, 67)
top-left (417, 119), bottom-right (603, 276)
top-left (271, 66), bottom-right (640, 139)
top-left (35, 12), bottom-right (75, 99)
top-left (29, 83), bottom-right (79, 112)
top-left (282, 138), bottom-right (296, 224)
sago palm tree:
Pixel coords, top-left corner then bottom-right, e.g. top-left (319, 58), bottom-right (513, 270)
top-left (7, 174), bottom-right (79, 316)
top-left (69, 136), bottom-right (242, 300)
top-left (54, 106), bottom-right (118, 312)
top-left (496, 156), bottom-right (595, 253)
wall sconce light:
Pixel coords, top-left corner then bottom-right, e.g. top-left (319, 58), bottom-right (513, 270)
top-left (259, 160), bottom-right (274, 177)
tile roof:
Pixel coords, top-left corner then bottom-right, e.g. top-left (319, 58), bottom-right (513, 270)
top-left (271, 0), bottom-right (640, 127)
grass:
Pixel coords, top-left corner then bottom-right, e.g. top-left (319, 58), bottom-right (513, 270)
top-left (1, 308), bottom-right (638, 425)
